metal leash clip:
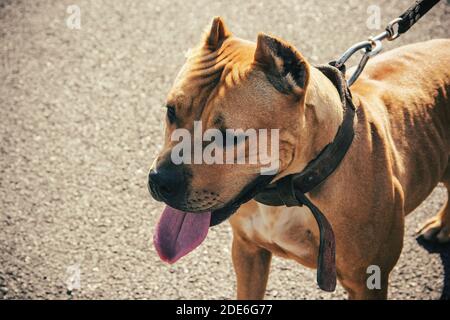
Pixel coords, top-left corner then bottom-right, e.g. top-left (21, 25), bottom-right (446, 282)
top-left (334, 18), bottom-right (403, 86)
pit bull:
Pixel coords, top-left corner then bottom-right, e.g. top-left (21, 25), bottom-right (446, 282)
top-left (148, 17), bottom-right (450, 299)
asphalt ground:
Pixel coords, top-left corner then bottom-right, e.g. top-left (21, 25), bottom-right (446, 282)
top-left (0, 0), bottom-right (449, 299)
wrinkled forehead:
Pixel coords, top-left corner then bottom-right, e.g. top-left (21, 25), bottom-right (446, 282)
top-left (167, 38), bottom-right (257, 108)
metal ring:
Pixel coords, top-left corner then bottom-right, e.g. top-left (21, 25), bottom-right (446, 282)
top-left (386, 18), bottom-right (402, 41)
top-left (366, 39), bottom-right (383, 57)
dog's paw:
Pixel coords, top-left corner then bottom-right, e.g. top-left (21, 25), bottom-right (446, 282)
top-left (417, 216), bottom-right (450, 243)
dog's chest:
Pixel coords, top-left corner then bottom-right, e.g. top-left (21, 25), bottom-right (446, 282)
top-left (239, 204), bottom-right (320, 265)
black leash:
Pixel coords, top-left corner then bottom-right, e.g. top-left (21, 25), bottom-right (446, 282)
top-left (254, 0), bottom-right (442, 292)
top-left (398, 0), bottom-right (441, 35)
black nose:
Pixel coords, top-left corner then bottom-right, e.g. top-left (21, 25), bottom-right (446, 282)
top-left (148, 162), bottom-right (186, 204)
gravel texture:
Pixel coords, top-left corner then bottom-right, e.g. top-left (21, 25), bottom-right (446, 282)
top-left (0, 0), bottom-right (449, 300)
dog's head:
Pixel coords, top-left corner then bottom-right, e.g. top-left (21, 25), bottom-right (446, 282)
top-left (149, 17), bottom-right (311, 263)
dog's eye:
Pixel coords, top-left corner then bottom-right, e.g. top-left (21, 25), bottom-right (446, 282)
top-left (166, 105), bottom-right (176, 124)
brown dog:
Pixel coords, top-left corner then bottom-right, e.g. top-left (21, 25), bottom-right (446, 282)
top-left (148, 17), bottom-right (450, 299)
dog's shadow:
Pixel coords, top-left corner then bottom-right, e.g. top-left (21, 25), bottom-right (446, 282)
top-left (416, 236), bottom-right (450, 300)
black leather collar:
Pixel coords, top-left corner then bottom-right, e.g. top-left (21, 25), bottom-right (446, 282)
top-left (253, 63), bottom-right (356, 292)
top-left (254, 64), bottom-right (356, 206)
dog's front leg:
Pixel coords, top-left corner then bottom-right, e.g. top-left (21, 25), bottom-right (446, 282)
top-left (231, 232), bottom-right (272, 300)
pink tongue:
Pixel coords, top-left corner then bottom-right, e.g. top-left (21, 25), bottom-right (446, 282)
top-left (153, 206), bottom-right (211, 263)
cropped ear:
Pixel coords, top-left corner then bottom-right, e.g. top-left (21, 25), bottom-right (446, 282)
top-left (254, 33), bottom-right (309, 95)
top-left (204, 17), bottom-right (232, 49)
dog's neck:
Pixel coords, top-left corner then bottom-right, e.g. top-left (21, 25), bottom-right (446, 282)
top-left (284, 66), bottom-right (345, 177)
top-left (305, 67), bottom-right (344, 129)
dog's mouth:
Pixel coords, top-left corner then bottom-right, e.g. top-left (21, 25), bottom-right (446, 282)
top-left (153, 174), bottom-right (274, 264)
